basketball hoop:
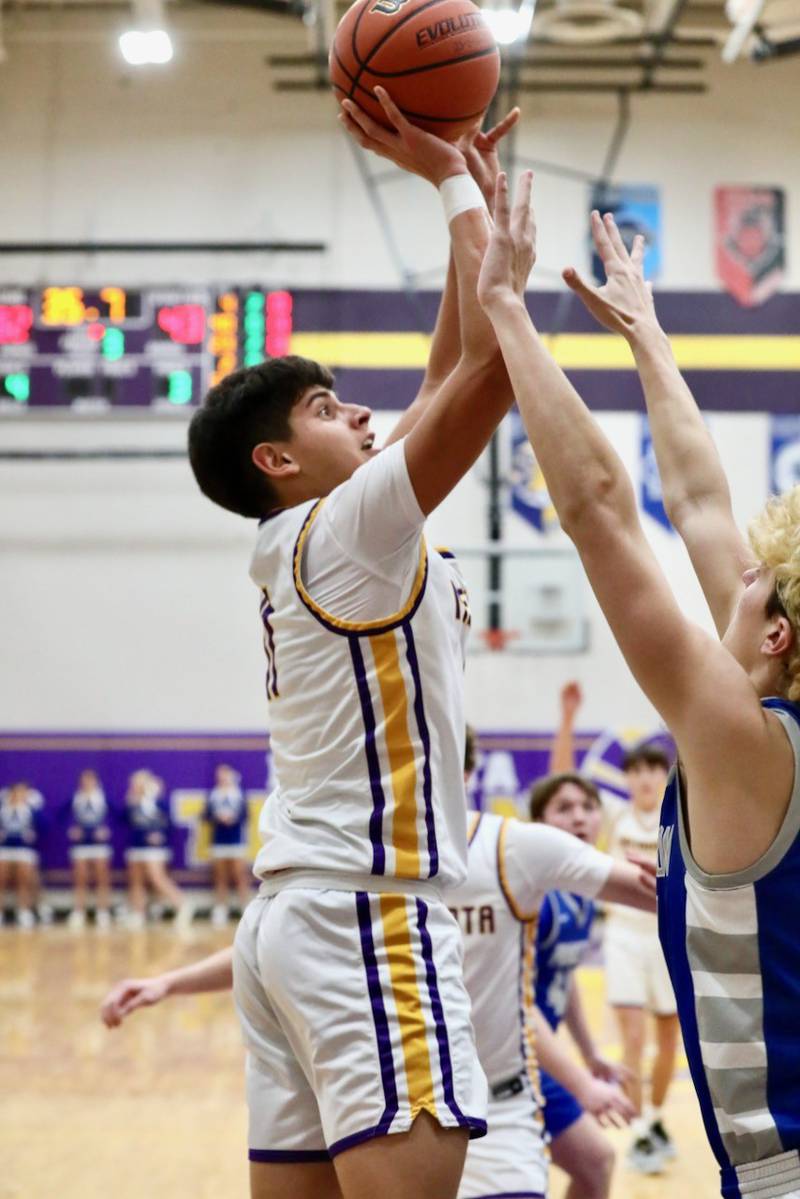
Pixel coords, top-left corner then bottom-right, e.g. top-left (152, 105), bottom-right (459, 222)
top-left (479, 628), bottom-right (521, 652)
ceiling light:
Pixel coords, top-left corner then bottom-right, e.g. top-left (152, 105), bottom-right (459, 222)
top-left (482, 0), bottom-right (537, 46)
top-left (119, 0), bottom-right (173, 65)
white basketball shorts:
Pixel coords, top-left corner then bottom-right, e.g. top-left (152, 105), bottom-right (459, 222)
top-left (604, 920), bottom-right (677, 1015)
top-left (233, 879), bottom-right (488, 1162)
top-left (458, 1084), bottom-right (548, 1199)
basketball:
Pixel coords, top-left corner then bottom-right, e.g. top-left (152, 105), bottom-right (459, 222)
top-left (329, 0), bottom-right (500, 141)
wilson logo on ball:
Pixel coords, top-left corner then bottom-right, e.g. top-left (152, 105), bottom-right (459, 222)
top-left (370, 0), bottom-right (410, 13)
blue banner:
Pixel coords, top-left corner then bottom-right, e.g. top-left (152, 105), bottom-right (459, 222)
top-left (590, 183), bottom-right (661, 282)
top-left (640, 416), bottom-right (673, 532)
top-left (509, 409), bottom-right (559, 534)
top-left (770, 415), bottom-right (800, 495)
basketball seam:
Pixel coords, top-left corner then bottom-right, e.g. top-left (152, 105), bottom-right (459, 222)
top-left (333, 75), bottom-right (489, 125)
top-left (361, 44), bottom-right (499, 79)
top-left (350, 0), bottom-right (455, 89)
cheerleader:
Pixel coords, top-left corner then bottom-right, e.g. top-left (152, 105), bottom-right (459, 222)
top-left (124, 769), bottom-right (189, 929)
top-left (0, 782), bottom-right (43, 928)
top-left (66, 769), bottom-right (113, 930)
top-left (204, 764), bottom-right (251, 927)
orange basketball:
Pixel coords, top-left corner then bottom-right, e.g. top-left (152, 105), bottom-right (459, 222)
top-left (330, 0), bottom-right (500, 141)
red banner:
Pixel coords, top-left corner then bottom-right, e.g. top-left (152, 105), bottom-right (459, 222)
top-left (714, 186), bottom-right (786, 307)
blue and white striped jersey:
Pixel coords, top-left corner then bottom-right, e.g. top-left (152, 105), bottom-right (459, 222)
top-left (657, 698), bottom-right (800, 1199)
top-left (535, 891), bottom-right (596, 1031)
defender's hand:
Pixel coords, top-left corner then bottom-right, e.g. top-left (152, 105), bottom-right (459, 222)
top-left (459, 108), bottom-right (520, 213)
top-left (100, 976), bottom-right (170, 1028)
top-left (477, 171), bottom-right (536, 308)
top-left (339, 87), bottom-right (467, 187)
top-left (575, 1075), bottom-right (635, 1128)
top-left (563, 212), bottom-right (661, 342)
top-left (560, 680), bottom-right (583, 720)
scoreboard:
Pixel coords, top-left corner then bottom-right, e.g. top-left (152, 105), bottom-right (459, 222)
top-left (0, 286), bottom-right (293, 411)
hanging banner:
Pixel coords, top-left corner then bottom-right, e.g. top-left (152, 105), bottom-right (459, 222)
top-left (771, 415), bottom-right (800, 495)
top-left (509, 409), bottom-right (559, 534)
top-left (714, 186), bottom-right (786, 307)
top-left (590, 184), bottom-right (662, 283)
top-left (640, 416), bottom-right (673, 532)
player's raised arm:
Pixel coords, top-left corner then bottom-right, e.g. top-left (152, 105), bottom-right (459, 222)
top-left (478, 174), bottom-right (795, 875)
top-left (564, 213), bottom-right (753, 637)
top-left (340, 90), bottom-right (528, 515)
top-left (548, 681), bottom-right (582, 774)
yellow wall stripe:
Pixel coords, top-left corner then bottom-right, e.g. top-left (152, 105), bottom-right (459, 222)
top-left (379, 894), bottom-right (437, 1119)
top-left (371, 631), bottom-right (420, 878)
top-left (290, 331), bottom-right (800, 372)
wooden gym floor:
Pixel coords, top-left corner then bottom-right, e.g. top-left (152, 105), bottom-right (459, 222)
top-left (1, 925), bottom-right (720, 1198)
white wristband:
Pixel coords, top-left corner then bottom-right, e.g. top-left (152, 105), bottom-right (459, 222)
top-left (439, 173), bottom-right (488, 225)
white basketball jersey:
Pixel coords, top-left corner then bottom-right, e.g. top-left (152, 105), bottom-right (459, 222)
top-left (250, 478), bottom-right (472, 888)
top-left (605, 796), bottom-right (660, 931)
top-left (448, 812), bottom-right (611, 1086)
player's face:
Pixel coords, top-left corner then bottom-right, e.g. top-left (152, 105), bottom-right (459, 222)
top-left (542, 783), bottom-right (602, 845)
top-left (625, 761), bottom-right (668, 811)
top-left (285, 387), bottom-right (378, 495)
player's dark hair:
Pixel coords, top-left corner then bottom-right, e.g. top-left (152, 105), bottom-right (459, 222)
top-left (529, 772), bottom-right (600, 823)
top-left (464, 725), bottom-right (477, 776)
top-left (187, 356), bottom-right (335, 518)
top-left (622, 744), bottom-right (671, 773)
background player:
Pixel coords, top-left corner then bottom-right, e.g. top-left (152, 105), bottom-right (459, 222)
top-left (478, 175), bottom-right (800, 1199)
top-left (205, 764), bottom-right (251, 927)
top-left (66, 768), bottom-right (113, 930)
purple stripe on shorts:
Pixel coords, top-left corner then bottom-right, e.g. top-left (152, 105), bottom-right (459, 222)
top-left (402, 623), bottom-right (437, 878)
top-left (415, 898), bottom-right (470, 1128)
top-left (469, 1193), bottom-right (545, 1198)
top-left (248, 1148), bottom-right (330, 1162)
top-left (355, 891), bottom-right (399, 1130)
top-left (349, 638), bottom-right (387, 875)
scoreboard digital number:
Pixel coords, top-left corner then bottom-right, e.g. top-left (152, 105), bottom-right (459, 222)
top-left (0, 286), bottom-right (293, 411)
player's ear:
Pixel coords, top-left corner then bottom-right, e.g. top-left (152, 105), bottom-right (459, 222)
top-left (252, 442), bottom-right (299, 480)
top-left (762, 611), bottom-right (794, 662)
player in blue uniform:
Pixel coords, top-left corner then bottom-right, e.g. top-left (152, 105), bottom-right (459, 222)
top-left (478, 181), bottom-right (800, 1199)
top-left (67, 769), bottom-right (113, 929)
top-left (204, 764), bottom-right (251, 926)
top-left (0, 781), bottom-right (44, 927)
top-left (530, 770), bottom-right (623, 1199)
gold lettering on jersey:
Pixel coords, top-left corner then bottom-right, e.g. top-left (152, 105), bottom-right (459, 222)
top-left (371, 0), bottom-right (409, 13)
top-left (448, 905), bottom-right (495, 935)
top-left (656, 824), bottom-right (674, 878)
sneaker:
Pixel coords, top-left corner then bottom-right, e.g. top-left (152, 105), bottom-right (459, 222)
top-left (650, 1119), bottom-right (676, 1160)
top-left (626, 1133), bottom-right (664, 1175)
top-left (17, 908), bottom-right (36, 930)
top-left (125, 910), bottom-right (145, 931)
top-left (67, 909), bottom-right (86, 931)
top-left (37, 902), bottom-right (54, 925)
top-left (211, 904), bottom-right (228, 929)
top-left (174, 903), bottom-right (194, 932)
top-left (95, 909), bottom-right (112, 931)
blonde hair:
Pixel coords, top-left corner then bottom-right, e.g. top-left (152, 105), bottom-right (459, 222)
top-left (748, 485), bottom-right (800, 702)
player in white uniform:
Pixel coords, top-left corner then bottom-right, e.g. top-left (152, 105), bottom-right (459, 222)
top-left (602, 743), bottom-right (679, 1172)
top-left (101, 808), bottom-right (654, 1199)
top-left (186, 92), bottom-right (527, 1199)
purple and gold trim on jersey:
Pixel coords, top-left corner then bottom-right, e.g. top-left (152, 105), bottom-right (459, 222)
top-left (259, 588), bottom-right (280, 700)
top-left (292, 499), bottom-right (429, 637)
top-left (350, 624), bottom-right (437, 879)
top-left (338, 890), bottom-right (486, 1157)
top-left (497, 818), bottom-right (540, 922)
top-left (518, 919), bottom-right (544, 1109)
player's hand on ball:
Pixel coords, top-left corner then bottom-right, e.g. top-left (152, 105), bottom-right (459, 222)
top-left (576, 1075), bottom-right (635, 1128)
top-left (100, 976), bottom-right (170, 1027)
top-left (459, 107), bottom-right (520, 213)
top-left (562, 212), bottom-right (659, 341)
top-left (477, 171), bottom-right (536, 308)
top-left (339, 87), bottom-right (467, 186)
